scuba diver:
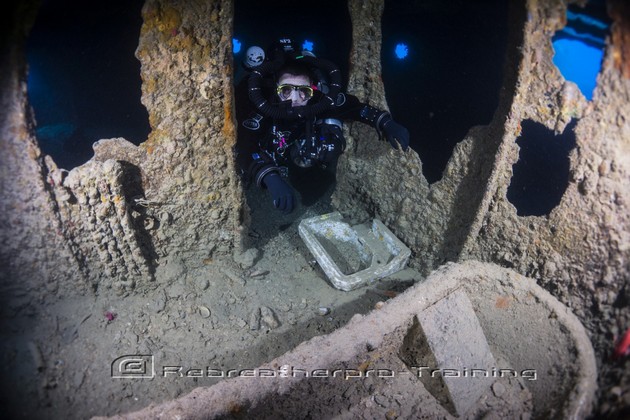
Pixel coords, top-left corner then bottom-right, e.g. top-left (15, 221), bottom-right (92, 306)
top-left (235, 38), bottom-right (409, 214)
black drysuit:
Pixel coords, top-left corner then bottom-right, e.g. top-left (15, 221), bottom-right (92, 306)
top-left (234, 80), bottom-right (390, 191)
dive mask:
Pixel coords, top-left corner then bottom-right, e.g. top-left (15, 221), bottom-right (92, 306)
top-left (277, 84), bottom-right (314, 101)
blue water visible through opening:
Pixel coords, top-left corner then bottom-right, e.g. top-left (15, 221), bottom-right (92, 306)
top-left (302, 40), bottom-right (314, 52)
top-left (233, 38), bottom-right (242, 54)
top-left (395, 43), bottom-right (408, 60)
top-left (551, 0), bottom-right (610, 100)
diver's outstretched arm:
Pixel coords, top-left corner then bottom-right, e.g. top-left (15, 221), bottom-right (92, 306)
top-left (327, 93), bottom-right (409, 151)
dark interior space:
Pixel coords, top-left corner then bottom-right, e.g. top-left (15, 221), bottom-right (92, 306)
top-left (232, 0), bottom-right (351, 88)
top-left (381, 0), bottom-right (509, 183)
top-left (507, 119), bottom-right (577, 217)
top-left (26, 0), bottom-right (149, 170)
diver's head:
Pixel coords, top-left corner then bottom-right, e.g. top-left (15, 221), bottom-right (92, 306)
top-left (276, 63), bottom-right (315, 107)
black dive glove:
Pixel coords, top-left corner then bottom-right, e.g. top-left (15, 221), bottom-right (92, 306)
top-left (263, 173), bottom-right (295, 213)
top-left (379, 115), bottom-right (409, 151)
top-left (359, 105), bottom-right (409, 151)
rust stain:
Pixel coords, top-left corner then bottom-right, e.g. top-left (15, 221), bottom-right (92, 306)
top-left (495, 296), bottom-right (512, 309)
top-left (227, 401), bottom-right (242, 415)
top-left (357, 360), bottom-right (371, 373)
top-left (222, 87), bottom-right (236, 141)
top-left (610, 0), bottom-right (630, 79)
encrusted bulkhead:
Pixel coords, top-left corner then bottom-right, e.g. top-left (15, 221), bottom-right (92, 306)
top-left (59, 160), bottom-right (154, 292)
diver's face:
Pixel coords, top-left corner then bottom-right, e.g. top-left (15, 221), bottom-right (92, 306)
top-left (277, 74), bottom-right (312, 107)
